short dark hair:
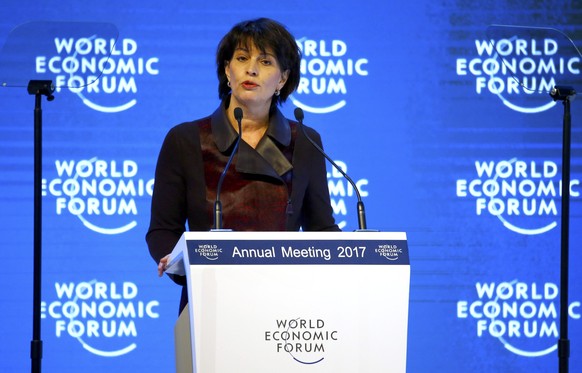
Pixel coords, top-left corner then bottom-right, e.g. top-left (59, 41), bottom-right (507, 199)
top-left (216, 18), bottom-right (301, 107)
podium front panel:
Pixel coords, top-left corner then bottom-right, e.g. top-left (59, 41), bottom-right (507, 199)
top-left (180, 231), bottom-right (409, 373)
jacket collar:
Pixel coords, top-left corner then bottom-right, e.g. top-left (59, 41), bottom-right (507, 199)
top-left (210, 100), bottom-right (292, 178)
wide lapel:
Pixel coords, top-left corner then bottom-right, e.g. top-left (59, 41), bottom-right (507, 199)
top-left (210, 103), bottom-right (238, 153)
top-left (210, 103), bottom-right (293, 180)
top-left (254, 109), bottom-right (293, 177)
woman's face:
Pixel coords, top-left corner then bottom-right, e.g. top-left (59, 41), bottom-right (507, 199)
top-left (225, 43), bottom-right (288, 112)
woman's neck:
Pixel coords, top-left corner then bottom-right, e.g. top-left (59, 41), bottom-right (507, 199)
top-left (226, 94), bottom-right (275, 148)
top-left (227, 105), bottom-right (270, 149)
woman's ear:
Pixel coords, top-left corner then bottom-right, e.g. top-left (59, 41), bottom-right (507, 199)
top-left (224, 60), bottom-right (231, 81)
top-left (279, 69), bottom-right (290, 89)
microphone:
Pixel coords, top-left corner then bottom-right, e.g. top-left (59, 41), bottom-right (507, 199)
top-left (213, 107), bottom-right (243, 230)
top-left (294, 107), bottom-right (371, 231)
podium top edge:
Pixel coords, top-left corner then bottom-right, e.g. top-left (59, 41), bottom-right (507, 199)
top-left (181, 231), bottom-right (407, 241)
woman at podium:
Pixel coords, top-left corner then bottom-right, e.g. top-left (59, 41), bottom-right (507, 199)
top-left (146, 18), bottom-right (339, 311)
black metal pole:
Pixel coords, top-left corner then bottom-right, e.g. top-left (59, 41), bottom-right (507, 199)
top-left (558, 98), bottom-right (571, 373)
top-left (550, 86), bottom-right (573, 373)
top-left (31, 91), bottom-right (43, 373)
top-left (27, 80), bottom-right (54, 373)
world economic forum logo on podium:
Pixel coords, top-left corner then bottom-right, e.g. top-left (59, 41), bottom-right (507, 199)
top-left (374, 244), bottom-right (403, 261)
top-left (193, 243), bottom-right (223, 261)
top-left (264, 317), bottom-right (338, 365)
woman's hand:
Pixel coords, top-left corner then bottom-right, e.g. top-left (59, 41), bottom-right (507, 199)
top-left (157, 254), bottom-right (171, 277)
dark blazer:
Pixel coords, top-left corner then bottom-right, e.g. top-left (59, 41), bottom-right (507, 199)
top-left (146, 102), bottom-right (339, 311)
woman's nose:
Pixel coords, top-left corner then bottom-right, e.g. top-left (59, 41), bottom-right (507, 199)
top-left (247, 61), bottom-right (258, 76)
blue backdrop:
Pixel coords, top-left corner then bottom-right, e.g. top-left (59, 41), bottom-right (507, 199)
top-left (1, 1), bottom-right (581, 372)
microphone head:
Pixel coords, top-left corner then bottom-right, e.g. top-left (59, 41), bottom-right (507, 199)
top-left (234, 107), bottom-right (243, 121)
top-left (293, 107), bottom-right (304, 122)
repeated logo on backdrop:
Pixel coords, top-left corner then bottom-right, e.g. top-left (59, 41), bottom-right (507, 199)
top-left (457, 280), bottom-right (580, 357)
top-left (37, 36), bottom-right (159, 113)
top-left (452, 126), bottom-right (581, 357)
top-left (456, 34), bottom-right (581, 113)
top-left (454, 26), bottom-right (581, 360)
top-left (455, 158), bottom-right (581, 357)
top-left (25, 27), bottom-right (165, 361)
top-left (41, 280), bottom-right (160, 357)
top-left (42, 157), bottom-right (155, 235)
top-left (456, 158), bottom-right (580, 235)
top-left (291, 38), bottom-right (369, 114)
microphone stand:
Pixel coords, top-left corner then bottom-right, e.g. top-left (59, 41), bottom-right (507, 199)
top-left (213, 107), bottom-right (243, 230)
top-left (550, 85), bottom-right (574, 373)
top-left (294, 108), bottom-right (373, 231)
top-left (27, 80), bottom-right (55, 373)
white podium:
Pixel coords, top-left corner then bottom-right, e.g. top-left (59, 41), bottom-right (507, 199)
top-left (166, 231), bottom-right (410, 373)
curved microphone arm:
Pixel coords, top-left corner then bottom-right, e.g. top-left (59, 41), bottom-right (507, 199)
top-left (294, 108), bottom-right (368, 231)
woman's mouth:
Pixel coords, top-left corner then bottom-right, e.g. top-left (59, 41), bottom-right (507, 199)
top-left (242, 81), bottom-right (258, 89)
